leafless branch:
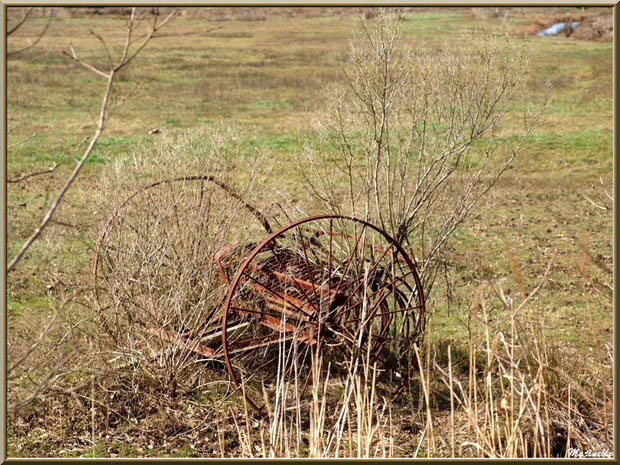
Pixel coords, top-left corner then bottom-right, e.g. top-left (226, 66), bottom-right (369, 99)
top-left (581, 177), bottom-right (613, 212)
top-left (8, 160), bottom-right (66, 184)
top-left (7, 132), bottom-right (36, 150)
top-left (8, 137), bottom-right (89, 184)
top-left (63, 44), bottom-right (110, 78)
top-left (7, 8), bottom-right (54, 57)
top-left (8, 7), bottom-right (178, 273)
top-left (581, 192), bottom-right (609, 211)
top-left (7, 7), bottom-right (32, 36)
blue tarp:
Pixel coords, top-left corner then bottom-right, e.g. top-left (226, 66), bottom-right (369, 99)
top-left (537, 21), bottom-right (580, 37)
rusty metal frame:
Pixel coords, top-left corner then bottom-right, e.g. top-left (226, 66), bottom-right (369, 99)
top-left (220, 214), bottom-right (426, 414)
top-left (92, 182), bottom-right (427, 415)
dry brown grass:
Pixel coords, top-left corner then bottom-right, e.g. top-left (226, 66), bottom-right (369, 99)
top-left (8, 258), bottom-right (612, 458)
top-left (424, 281), bottom-right (613, 458)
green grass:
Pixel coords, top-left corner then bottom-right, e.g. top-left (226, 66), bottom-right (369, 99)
top-left (6, 7), bottom-right (613, 457)
top-left (7, 295), bottom-right (53, 317)
top-left (8, 7), bottom-right (612, 338)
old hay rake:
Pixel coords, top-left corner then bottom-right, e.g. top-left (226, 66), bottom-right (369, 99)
top-left (92, 175), bottom-right (425, 413)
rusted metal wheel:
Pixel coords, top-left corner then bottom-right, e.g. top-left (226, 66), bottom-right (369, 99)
top-left (221, 214), bottom-right (425, 414)
top-left (92, 175), bottom-right (271, 350)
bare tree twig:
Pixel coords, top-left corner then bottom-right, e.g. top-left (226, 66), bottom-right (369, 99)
top-left (581, 192), bottom-right (609, 211)
top-left (63, 44), bottom-right (110, 78)
top-left (7, 132), bottom-right (36, 150)
top-left (8, 8), bottom-right (54, 57)
top-left (90, 29), bottom-right (115, 68)
top-left (8, 160), bottom-right (67, 184)
top-left (7, 7), bottom-right (33, 36)
top-left (8, 7), bottom-right (178, 273)
top-left (8, 136), bottom-right (89, 184)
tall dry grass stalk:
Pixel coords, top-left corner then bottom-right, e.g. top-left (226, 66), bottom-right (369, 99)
top-left (229, 301), bottom-right (396, 458)
top-left (219, 254), bottom-right (612, 459)
top-left (426, 273), bottom-right (613, 458)
top-left (10, 247), bottom-right (611, 458)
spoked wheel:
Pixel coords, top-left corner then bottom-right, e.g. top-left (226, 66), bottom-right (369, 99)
top-left (92, 175), bottom-right (272, 358)
top-left (222, 214), bottom-right (425, 415)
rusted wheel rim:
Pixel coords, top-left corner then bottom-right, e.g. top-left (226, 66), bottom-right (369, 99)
top-left (222, 214), bottom-right (425, 414)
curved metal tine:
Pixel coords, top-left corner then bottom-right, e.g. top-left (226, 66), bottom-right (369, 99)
top-left (292, 220), bottom-right (342, 314)
top-left (296, 229), bottom-right (322, 312)
top-left (293, 227), bottom-right (329, 288)
top-left (239, 269), bottom-right (309, 317)
top-left (339, 257), bottom-right (417, 321)
top-left (270, 231), bottom-right (321, 316)
top-left (390, 243), bottom-right (416, 302)
top-left (300, 219), bottom-right (351, 277)
top-left (226, 271), bottom-right (260, 312)
top-left (307, 228), bottom-right (340, 313)
top-left (332, 222), bottom-right (368, 298)
top-left (277, 270), bottom-right (321, 321)
top-left (227, 276), bottom-right (310, 353)
top-left (339, 284), bottom-right (392, 329)
top-left (297, 223), bottom-right (332, 275)
top-left (332, 239), bottom-right (399, 319)
top-left (343, 304), bottom-right (424, 326)
top-left (340, 268), bottom-right (417, 314)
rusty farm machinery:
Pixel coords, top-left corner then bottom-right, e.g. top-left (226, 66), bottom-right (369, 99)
top-left (92, 176), bottom-right (425, 413)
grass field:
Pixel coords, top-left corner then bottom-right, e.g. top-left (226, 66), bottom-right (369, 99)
top-left (6, 7), bottom-right (613, 458)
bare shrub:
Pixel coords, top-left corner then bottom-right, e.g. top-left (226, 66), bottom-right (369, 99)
top-left (301, 10), bottom-right (548, 298)
top-left (91, 126), bottom-right (274, 401)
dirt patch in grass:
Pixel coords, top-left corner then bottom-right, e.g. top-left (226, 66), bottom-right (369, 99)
top-left (523, 11), bottom-right (613, 41)
top-left (571, 15), bottom-right (613, 41)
